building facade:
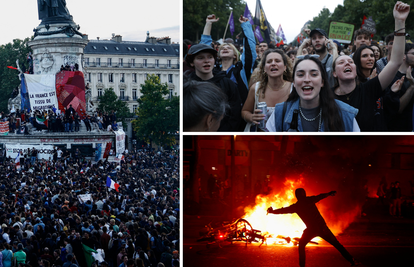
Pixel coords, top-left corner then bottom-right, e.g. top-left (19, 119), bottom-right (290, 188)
top-left (83, 33), bottom-right (180, 113)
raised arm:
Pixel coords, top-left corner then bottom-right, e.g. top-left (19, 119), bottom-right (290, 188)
top-left (239, 16), bottom-right (257, 84)
top-left (378, 1), bottom-right (410, 90)
top-left (313, 191), bottom-right (336, 203)
top-left (200, 14), bottom-right (219, 45)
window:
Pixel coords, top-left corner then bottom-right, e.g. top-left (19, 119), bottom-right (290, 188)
top-left (119, 58), bottom-right (123, 67)
top-left (132, 73), bottom-right (137, 83)
top-left (132, 89), bottom-right (137, 100)
top-left (104, 46), bottom-right (108, 50)
top-left (115, 47), bottom-right (119, 50)
top-left (144, 73), bottom-right (148, 80)
top-left (120, 88), bottom-right (125, 100)
top-left (85, 58), bottom-right (89, 66)
top-left (107, 58), bottom-right (112, 66)
top-left (167, 60), bottom-right (171, 68)
top-left (163, 48), bottom-right (167, 52)
top-left (98, 88), bottom-right (103, 97)
top-left (169, 88), bottom-right (173, 99)
top-left (86, 73), bottom-right (91, 82)
top-left (157, 74), bottom-right (161, 80)
top-left (109, 73), bottom-right (113, 83)
top-left (133, 105), bottom-right (138, 113)
top-left (145, 48), bottom-right (149, 51)
top-left (92, 46), bottom-right (97, 50)
top-left (120, 73), bottom-right (125, 83)
top-left (96, 58), bottom-right (101, 66)
top-left (168, 74), bottom-right (173, 83)
top-left (131, 59), bottom-right (135, 67)
top-left (98, 73), bottom-right (102, 82)
top-left (155, 59), bottom-right (159, 67)
top-left (143, 59), bottom-right (147, 67)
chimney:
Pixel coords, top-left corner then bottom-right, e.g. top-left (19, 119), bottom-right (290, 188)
top-left (111, 34), bottom-right (122, 43)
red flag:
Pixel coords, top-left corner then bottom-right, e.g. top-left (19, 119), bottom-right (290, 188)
top-left (361, 15), bottom-right (367, 28)
top-left (7, 66), bottom-right (18, 70)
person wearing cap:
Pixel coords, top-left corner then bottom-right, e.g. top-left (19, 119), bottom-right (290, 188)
top-left (200, 14), bottom-right (257, 105)
top-left (185, 43), bottom-right (242, 132)
top-left (296, 28), bottom-right (338, 89)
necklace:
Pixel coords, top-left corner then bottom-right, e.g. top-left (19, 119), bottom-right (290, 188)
top-left (299, 105), bottom-right (322, 132)
top-left (268, 81), bottom-right (287, 91)
top-left (338, 88), bottom-right (354, 101)
top-left (299, 105), bottom-right (321, 121)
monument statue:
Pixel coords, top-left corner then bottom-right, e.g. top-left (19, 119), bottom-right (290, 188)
top-left (37, 0), bottom-right (73, 24)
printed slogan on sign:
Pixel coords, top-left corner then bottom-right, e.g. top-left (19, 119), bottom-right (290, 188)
top-left (328, 21), bottom-right (355, 44)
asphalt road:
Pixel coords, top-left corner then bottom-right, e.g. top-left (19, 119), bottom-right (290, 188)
top-left (183, 214), bottom-right (414, 267)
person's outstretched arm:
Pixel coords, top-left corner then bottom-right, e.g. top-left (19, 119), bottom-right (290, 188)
top-left (200, 14), bottom-right (219, 45)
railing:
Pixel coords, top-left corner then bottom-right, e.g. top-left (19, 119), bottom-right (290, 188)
top-left (84, 62), bottom-right (179, 69)
top-left (119, 96), bottom-right (130, 101)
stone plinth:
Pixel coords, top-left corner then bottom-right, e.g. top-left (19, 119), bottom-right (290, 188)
top-left (29, 35), bottom-right (88, 75)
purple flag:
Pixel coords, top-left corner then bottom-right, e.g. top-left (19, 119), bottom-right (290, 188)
top-left (276, 24), bottom-right (287, 43)
top-left (229, 12), bottom-right (235, 36)
top-left (254, 26), bottom-right (264, 42)
top-left (244, 4), bottom-right (254, 25)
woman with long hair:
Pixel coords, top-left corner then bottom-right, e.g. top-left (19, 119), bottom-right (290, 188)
top-left (242, 49), bottom-right (292, 131)
top-left (267, 56), bottom-right (359, 132)
top-left (332, 1), bottom-right (410, 131)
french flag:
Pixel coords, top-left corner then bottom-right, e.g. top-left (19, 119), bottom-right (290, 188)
top-left (15, 152), bottom-right (21, 170)
top-left (106, 176), bottom-right (120, 192)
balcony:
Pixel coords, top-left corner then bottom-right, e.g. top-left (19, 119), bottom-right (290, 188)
top-left (84, 62), bottom-right (179, 69)
top-left (119, 96), bottom-right (130, 101)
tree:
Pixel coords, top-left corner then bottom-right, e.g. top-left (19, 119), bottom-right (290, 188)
top-left (0, 38), bottom-right (32, 113)
top-left (184, 0), bottom-right (247, 42)
top-left (97, 88), bottom-right (131, 128)
top-left (132, 74), bottom-right (179, 147)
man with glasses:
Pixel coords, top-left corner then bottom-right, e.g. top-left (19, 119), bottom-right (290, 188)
top-left (296, 28), bottom-right (338, 88)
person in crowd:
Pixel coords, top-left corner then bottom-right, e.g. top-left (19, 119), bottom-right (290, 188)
top-left (267, 189), bottom-right (359, 267)
top-left (371, 43), bottom-right (383, 61)
top-left (185, 43), bottom-right (242, 131)
top-left (267, 56), bottom-right (359, 131)
top-left (242, 49), bottom-right (293, 131)
top-left (332, 1), bottom-right (410, 132)
top-left (183, 79), bottom-right (229, 132)
top-left (296, 28), bottom-right (338, 88)
top-left (200, 14), bottom-right (256, 105)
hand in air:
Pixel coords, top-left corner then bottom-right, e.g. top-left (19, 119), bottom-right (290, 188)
top-left (391, 76), bottom-right (405, 92)
top-left (393, 1), bottom-right (410, 21)
top-left (239, 15), bottom-right (249, 23)
top-left (206, 14), bottom-right (219, 23)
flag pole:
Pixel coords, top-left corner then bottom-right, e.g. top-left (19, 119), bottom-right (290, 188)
top-left (223, 11), bottom-right (233, 40)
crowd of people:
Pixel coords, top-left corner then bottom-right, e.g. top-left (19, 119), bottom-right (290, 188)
top-left (1, 106), bottom-right (120, 134)
top-left (183, 1), bottom-right (413, 132)
top-left (0, 148), bottom-right (180, 267)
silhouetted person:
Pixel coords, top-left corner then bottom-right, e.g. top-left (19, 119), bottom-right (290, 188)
top-left (267, 188), bottom-right (358, 267)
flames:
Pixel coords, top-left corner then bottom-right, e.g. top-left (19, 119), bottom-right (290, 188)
top-left (242, 176), bottom-right (360, 246)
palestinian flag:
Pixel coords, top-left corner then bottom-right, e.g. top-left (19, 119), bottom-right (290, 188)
top-left (35, 116), bottom-right (48, 129)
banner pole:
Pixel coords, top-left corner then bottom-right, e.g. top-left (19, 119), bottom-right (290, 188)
top-left (223, 11), bottom-right (233, 40)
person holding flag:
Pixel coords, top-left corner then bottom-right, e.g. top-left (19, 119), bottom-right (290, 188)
top-left (200, 13), bottom-right (257, 105)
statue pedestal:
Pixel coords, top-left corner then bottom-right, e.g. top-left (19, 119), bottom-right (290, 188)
top-left (29, 34), bottom-right (88, 75)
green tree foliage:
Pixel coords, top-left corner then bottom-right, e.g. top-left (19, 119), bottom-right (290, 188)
top-left (308, 0), bottom-right (414, 42)
top-left (184, 0), bottom-right (247, 42)
top-left (0, 38), bottom-right (32, 113)
top-left (97, 88), bottom-right (131, 128)
top-left (132, 74), bottom-right (179, 147)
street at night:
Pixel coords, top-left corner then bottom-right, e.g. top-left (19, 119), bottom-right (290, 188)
top-left (184, 212), bottom-right (414, 267)
top-left (183, 136), bottom-right (414, 267)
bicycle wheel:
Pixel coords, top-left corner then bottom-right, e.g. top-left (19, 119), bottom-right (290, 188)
top-left (235, 218), bottom-right (253, 242)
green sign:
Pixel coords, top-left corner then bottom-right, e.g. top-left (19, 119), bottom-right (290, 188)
top-left (328, 21), bottom-right (355, 44)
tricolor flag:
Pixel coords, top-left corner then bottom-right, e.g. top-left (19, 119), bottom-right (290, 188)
top-left (35, 116), bottom-right (48, 129)
top-left (276, 24), bottom-right (287, 43)
top-left (20, 74), bottom-right (31, 112)
top-left (106, 176), bottom-right (120, 192)
top-left (15, 152), bottom-right (21, 170)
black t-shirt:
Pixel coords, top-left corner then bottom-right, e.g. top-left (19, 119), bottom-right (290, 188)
top-left (335, 77), bottom-right (384, 132)
top-left (386, 71), bottom-right (413, 131)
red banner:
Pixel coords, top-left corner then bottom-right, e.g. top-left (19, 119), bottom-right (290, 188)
top-left (56, 71), bottom-right (87, 119)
